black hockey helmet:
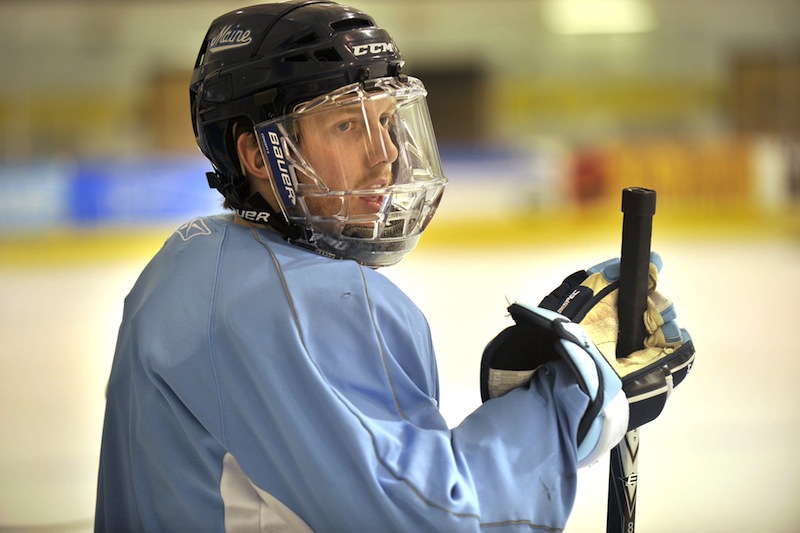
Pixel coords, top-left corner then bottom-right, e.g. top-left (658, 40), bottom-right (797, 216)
top-left (190, 0), bottom-right (405, 203)
top-left (190, 1), bottom-right (447, 267)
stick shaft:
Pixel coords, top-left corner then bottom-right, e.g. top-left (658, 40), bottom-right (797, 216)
top-left (606, 187), bottom-right (656, 533)
top-left (607, 429), bottom-right (640, 533)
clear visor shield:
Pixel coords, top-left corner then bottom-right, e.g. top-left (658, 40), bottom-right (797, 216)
top-left (254, 77), bottom-right (447, 266)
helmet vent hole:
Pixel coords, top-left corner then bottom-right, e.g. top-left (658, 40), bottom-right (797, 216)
top-left (330, 17), bottom-right (373, 32)
top-left (314, 48), bottom-right (342, 62)
top-left (294, 32), bottom-right (320, 46)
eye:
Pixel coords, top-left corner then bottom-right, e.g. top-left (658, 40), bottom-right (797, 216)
top-left (379, 113), bottom-right (395, 128)
top-left (335, 121), bottom-right (353, 132)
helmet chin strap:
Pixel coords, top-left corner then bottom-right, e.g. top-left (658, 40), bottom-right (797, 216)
top-left (240, 191), bottom-right (312, 244)
top-left (207, 170), bottom-right (309, 242)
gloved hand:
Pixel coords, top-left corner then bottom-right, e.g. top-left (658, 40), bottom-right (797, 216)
top-left (480, 304), bottom-right (629, 468)
top-left (481, 253), bottom-right (695, 445)
top-left (538, 252), bottom-right (695, 429)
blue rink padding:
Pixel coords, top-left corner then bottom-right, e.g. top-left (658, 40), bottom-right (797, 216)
top-left (0, 156), bottom-right (223, 233)
top-left (68, 157), bottom-right (222, 225)
top-left (0, 148), bottom-right (550, 234)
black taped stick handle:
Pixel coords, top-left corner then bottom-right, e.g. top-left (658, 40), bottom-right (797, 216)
top-left (606, 187), bottom-right (656, 533)
top-left (617, 187), bottom-right (656, 357)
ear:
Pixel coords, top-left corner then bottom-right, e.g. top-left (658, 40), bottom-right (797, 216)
top-left (236, 132), bottom-right (268, 180)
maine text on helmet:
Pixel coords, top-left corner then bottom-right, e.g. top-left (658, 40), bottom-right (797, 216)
top-left (209, 24), bottom-right (253, 53)
top-left (351, 42), bottom-right (395, 56)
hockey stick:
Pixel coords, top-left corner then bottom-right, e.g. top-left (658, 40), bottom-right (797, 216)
top-left (606, 187), bottom-right (656, 533)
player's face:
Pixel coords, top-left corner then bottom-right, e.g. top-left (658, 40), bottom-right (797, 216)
top-left (294, 96), bottom-right (399, 217)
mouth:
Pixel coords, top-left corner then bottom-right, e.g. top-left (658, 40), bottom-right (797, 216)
top-left (358, 195), bottom-right (385, 213)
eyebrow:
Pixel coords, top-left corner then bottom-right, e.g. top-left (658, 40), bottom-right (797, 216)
top-left (328, 108), bottom-right (363, 120)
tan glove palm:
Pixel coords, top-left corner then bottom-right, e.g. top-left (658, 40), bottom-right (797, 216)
top-left (539, 254), bottom-right (695, 429)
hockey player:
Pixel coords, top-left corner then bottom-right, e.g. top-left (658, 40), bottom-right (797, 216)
top-left (95, 2), bottom-right (695, 531)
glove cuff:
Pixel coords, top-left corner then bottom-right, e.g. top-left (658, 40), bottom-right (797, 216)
top-left (578, 390), bottom-right (628, 468)
top-left (482, 304), bottom-right (629, 467)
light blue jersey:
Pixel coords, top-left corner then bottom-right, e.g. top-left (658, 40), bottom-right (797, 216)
top-left (96, 214), bottom-right (589, 532)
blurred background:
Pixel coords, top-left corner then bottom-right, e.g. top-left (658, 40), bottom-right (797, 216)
top-left (1, 0), bottom-right (799, 531)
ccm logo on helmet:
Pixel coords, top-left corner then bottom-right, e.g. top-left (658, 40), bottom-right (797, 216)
top-left (351, 42), bottom-right (395, 56)
top-left (209, 24), bottom-right (252, 53)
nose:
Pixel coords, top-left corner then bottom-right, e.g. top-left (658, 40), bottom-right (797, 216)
top-left (365, 117), bottom-right (398, 169)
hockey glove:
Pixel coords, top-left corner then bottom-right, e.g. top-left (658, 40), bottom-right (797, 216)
top-left (480, 304), bottom-right (629, 468)
top-left (539, 253), bottom-right (695, 430)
